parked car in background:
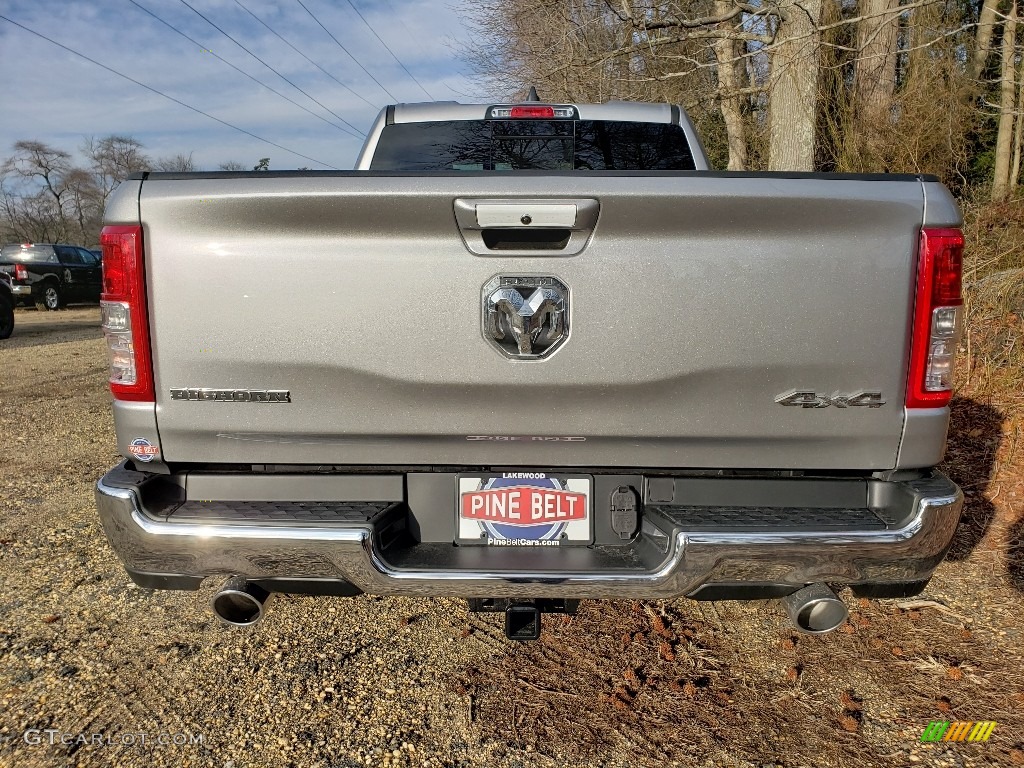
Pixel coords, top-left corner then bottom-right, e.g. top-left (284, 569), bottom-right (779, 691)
top-left (0, 243), bottom-right (102, 310)
top-left (0, 272), bottom-right (14, 339)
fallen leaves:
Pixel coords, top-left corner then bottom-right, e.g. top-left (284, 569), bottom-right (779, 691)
top-left (838, 713), bottom-right (861, 732)
top-left (840, 690), bottom-right (863, 711)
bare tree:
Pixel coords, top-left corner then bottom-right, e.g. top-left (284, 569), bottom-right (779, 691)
top-left (2, 136), bottom-right (155, 245)
top-left (973, 0), bottom-right (1003, 81)
top-left (854, 0), bottom-right (900, 123)
top-left (460, 0), bottom-right (983, 182)
top-left (992, 1), bottom-right (1019, 200)
top-left (63, 168), bottom-right (102, 245)
top-left (712, 0), bottom-right (750, 169)
top-left (1011, 48), bottom-right (1024, 188)
top-left (1, 181), bottom-right (65, 243)
top-left (154, 153), bottom-right (197, 172)
top-left (768, 0), bottom-right (824, 170)
top-left (1, 141), bottom-right (78, 242)
top-left (82, 135), bottom-right (151, 206)
top-left (461, 0), bottom-right (767, 169)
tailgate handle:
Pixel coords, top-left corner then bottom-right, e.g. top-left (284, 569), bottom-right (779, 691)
top-left (476, 203), bottom-right (577, 228)
top-left (454, 198), bottom-right (599, 256)
top-left (480, 228), bottom-right (572, 251)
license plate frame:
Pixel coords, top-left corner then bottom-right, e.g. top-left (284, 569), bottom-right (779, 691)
top-left (456, 473), bottom-right (593, 547)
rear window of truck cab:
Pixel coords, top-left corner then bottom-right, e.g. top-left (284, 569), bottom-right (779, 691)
top-left (369, 120), bottom-right (697, 171)
top-left (1, 244), bottom-right (58, 262)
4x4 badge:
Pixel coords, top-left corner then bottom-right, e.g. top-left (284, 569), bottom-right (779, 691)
top-left (776, 390), bottom-right (885, 408)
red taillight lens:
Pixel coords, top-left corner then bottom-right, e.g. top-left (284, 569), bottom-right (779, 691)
top-left (14, 264), bottom-right (28, 281)
top-left (100, 225), bottom-right (153, 402)
top-left (907, 228), bottom-right (964, 408)
top-left (101, 232), bottom-right (131, 297)
top-left (510, 106), bottom-right (555, 119)
top-left (927, 230), bottom-right (964, 305)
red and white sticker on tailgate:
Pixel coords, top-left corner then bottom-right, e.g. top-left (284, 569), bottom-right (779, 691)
top-left (457, 473), bottom-right (592, 546)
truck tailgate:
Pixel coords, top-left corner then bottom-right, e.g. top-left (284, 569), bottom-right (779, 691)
top-left (138, 173), bottom-right (929, 469)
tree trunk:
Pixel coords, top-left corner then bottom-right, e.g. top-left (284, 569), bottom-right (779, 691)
top-left (992, 2), bottom-right (1018, 200)
top-left (713, 0), bottom-right (749, 169)
top-left (972, 0), bottom-right (1003, 81)
top-left (769, 0), bottom-right (824, 170)
top-left (854, 0), bottom-right (899, 123)
top-left (1011, 41), bottom-right (1024, 189)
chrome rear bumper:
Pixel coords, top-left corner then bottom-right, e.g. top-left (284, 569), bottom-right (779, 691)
top-left (95, 464), bottom-right (962, 600)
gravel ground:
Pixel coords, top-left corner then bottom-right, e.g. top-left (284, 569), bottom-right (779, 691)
top-left (1, 307), bottom-right (1022, 768)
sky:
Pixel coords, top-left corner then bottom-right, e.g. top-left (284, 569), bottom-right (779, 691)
top-left (0, 0), bottom-right (498, 171)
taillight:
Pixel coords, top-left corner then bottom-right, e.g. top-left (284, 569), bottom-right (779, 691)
top-left (510, 106), bottom-right (555, 118)
top-left (100, 225), bottom-right (153, 402)
top-left (906, 227), bottom-right (964, 408)
top-left (488, 105), bottom-right (576, 119)
top-left (14, 264), bottom-right (28, 281)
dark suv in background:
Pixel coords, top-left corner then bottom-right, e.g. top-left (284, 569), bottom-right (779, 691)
top-left (0, 243), bottom-right (102, 310)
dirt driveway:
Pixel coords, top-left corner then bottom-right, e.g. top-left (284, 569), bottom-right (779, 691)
top-left (1, 308), bottom-right (1022, 768)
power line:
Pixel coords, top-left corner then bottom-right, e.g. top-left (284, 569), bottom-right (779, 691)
top-left (128, 0), bottom-right (364, 139)
top-left (340, 0), bottom-right (433, 99)
top-left (178, 0), bottom-right (364, 135)
top-left (0, 13), bottom-right (341, 169)
top-left (294, 0), bottom-right (400, 103)
top-left (436, 77), bottom-right (497, 102)
top-left (379, 0), bottom-right (474, 101)
top-left (233, 0), bottom-right (379, 111)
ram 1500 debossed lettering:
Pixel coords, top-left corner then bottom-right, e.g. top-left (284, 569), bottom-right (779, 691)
top-left (95, 98), bottom-right (964, 641)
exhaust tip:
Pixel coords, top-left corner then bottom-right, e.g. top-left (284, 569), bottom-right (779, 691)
top-left (211, 576), bottom-right (270, 627)
top-left (781, 583), bottom-right (848, 635)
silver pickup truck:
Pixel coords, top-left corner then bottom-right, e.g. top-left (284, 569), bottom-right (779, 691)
top-left (95, 99), bottom-right (965, 640)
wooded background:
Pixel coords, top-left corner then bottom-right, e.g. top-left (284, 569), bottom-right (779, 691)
top-left (2, 0), bottom-right (1024, 247)
top-left (464, 0), bottom-right (1017, 195)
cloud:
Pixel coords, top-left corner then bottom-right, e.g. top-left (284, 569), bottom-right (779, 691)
top-left (0, 0), bottom-right (495, 170)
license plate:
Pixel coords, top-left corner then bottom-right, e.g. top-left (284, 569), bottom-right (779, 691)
top-left (457, 473), bottom-right (592, 546)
